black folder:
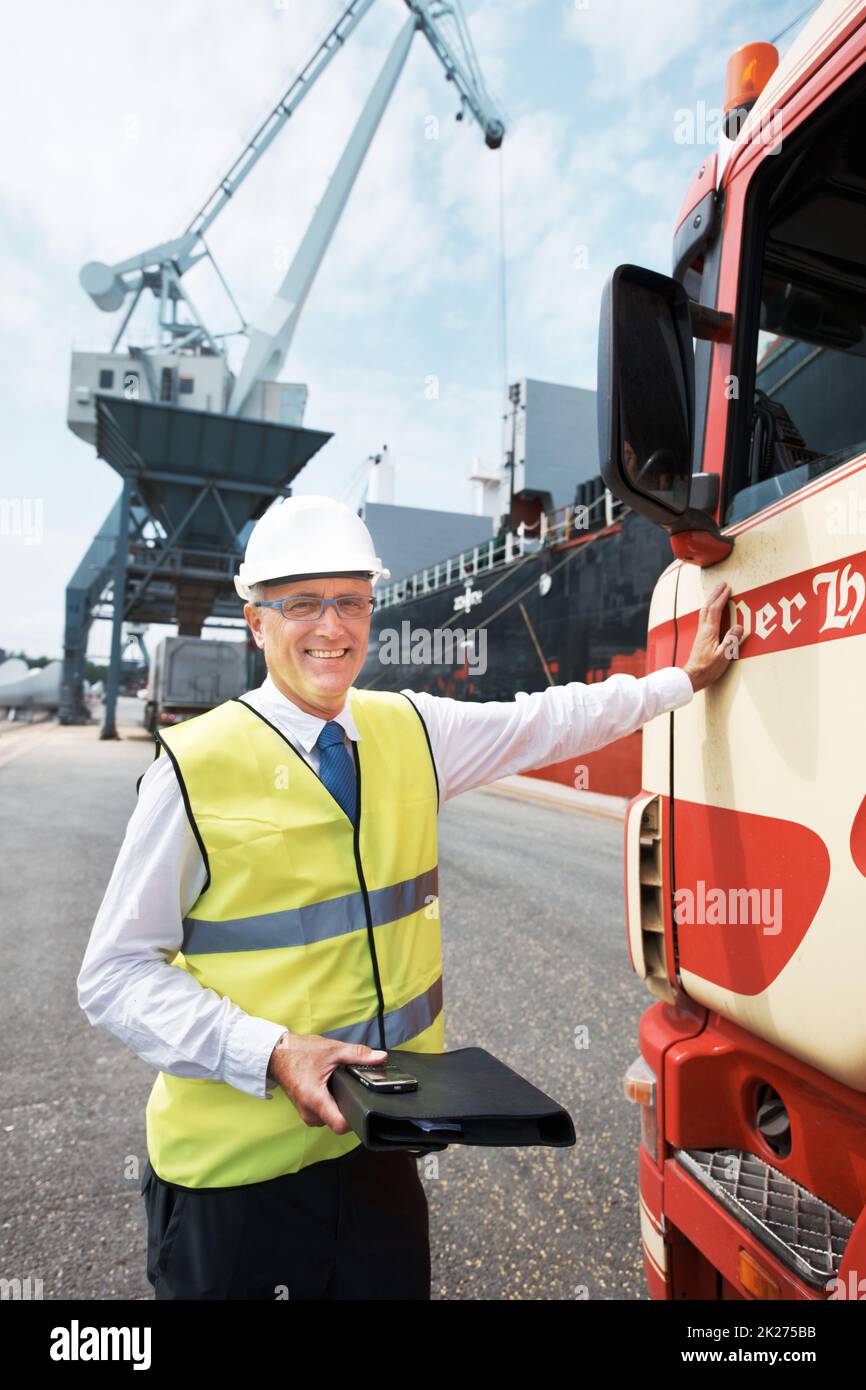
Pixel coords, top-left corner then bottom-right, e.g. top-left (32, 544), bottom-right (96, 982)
top-left (328, 1047), bottom-right (576, 1152)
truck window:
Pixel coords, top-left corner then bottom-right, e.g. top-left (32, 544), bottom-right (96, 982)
top-left (724, 82), bottom-right (866, 525)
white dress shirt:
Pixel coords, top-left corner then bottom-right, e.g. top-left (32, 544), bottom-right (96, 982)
top-left (77, 666), bottom-right (693, 1101)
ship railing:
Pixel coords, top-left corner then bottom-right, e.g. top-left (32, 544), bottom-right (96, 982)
top-left (543, 487), bottom-right (624, 544)
top-left (374, 487), bottom-right (624, 611)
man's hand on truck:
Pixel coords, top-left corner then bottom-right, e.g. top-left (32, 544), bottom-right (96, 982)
top-left (683, 582), bottom-right (744, 693)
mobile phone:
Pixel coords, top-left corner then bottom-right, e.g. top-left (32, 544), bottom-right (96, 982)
top-left (345, 1062), bottom-right (418, 1093)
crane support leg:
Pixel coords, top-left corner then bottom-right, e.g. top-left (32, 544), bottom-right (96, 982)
top-left (100, 474), bottom-right (133, 740)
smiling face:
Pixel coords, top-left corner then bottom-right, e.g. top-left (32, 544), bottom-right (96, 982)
top-left (244, 574), bottom-right (373, 719)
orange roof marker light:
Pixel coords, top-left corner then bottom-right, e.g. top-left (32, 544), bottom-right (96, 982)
top-left (723, 41), bottom-right (779, 139)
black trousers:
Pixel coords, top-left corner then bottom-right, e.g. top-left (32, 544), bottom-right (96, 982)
top-left (141, 1143), bottom-right (431, 1300)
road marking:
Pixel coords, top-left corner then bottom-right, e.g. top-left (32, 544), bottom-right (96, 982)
top-left (477, 781), bottom-right (626, 822)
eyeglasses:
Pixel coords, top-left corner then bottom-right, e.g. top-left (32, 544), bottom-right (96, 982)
top-left (253, 594), bottom-right (376, 621)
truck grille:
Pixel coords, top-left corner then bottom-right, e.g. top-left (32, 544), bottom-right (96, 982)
top-left (675, 1148), bottom-right (854, 1290)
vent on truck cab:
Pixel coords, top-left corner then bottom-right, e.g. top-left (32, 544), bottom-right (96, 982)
top-left (636, 796), bottom-right (674, 1003)
top-left (676, 1148), bottom-right (853, 1289)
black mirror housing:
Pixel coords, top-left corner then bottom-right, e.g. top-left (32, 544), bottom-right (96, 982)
top-left (597, 263), bottom-right (697, 527)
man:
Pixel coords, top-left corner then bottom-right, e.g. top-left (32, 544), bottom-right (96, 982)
top-left (77, 493), bottom-right (742, 1301)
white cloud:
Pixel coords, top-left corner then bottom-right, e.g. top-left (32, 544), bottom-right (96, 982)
top-left (562, 0), bottom-right (705, 88)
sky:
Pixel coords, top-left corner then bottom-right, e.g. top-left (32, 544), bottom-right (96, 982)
top-left (0, 0), bottom-right (816, 659)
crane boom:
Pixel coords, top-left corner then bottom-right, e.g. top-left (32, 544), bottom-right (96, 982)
top-left (183, 0), bottom-right (379, 250)
top-left (79, 0), bottom-right (379, 315)
top-left (75, 0), bottom-right (506, 418)
top-left (406, 1), bottom-right (504, 150)
top-left (228, 0), bottom-right (505, 415)
top-left (227, 14), bottom-right (418, 416)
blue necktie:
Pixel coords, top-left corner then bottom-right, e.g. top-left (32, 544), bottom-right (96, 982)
top-left (315, 720), bottom-right (357, 824)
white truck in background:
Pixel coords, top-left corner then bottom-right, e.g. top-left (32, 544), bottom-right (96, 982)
top-left (144, 637), bottom-right (249, 734)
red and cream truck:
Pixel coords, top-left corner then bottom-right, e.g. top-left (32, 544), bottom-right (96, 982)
top-left (598, 0), bottom-right (866, 1299)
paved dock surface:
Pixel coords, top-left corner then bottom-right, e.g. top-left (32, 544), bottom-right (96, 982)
top-left (0, 702), bottom-right (649, 1300)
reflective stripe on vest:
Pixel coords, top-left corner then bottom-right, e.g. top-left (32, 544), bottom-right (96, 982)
top-left (145, 686), bottom-right (443, 1189)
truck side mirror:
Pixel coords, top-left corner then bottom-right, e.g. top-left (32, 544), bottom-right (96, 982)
top-left (597, 263), bottom-right (732, 563)
top-left (598, 263), bottom-right (693, 519)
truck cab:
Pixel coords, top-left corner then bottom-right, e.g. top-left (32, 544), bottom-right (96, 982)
top-left (598, 0), bottom-right (866, 1299)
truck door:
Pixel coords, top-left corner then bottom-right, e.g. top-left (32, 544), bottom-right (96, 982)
top-left (670, 72), bottom-right (866, 1091)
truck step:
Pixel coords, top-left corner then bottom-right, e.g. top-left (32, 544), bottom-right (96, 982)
top-left (675, 1148), bottom-right (853, 1289)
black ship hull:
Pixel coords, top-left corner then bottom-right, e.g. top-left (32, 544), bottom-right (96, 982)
top-left (359, 510), bottom-right (673, 799)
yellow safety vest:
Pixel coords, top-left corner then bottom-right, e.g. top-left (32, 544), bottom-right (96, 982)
top-left (144, 687), bottom-right (443, 1189)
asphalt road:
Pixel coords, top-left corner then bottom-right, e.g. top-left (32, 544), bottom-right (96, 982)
top-left (0, 702), bottom-right (649, 1300)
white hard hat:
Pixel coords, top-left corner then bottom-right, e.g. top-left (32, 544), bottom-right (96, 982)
top-left (234, 495), bottom-right (390, 602)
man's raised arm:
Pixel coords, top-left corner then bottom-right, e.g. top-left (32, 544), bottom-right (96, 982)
top-left (407, 582), bottom-right (742, 803)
